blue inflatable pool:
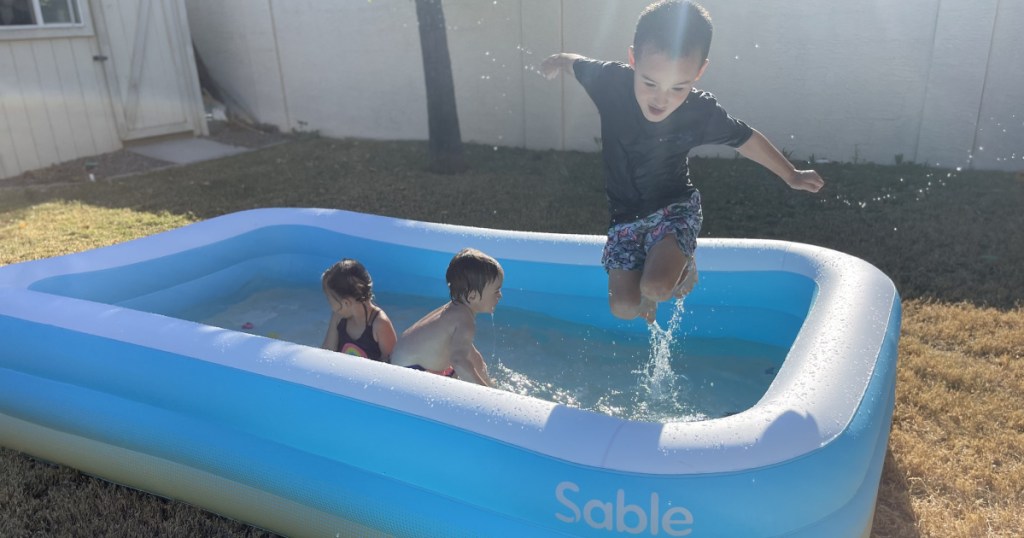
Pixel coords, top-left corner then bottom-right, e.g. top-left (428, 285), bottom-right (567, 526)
top-left (0, 208), bottom-right (900, 537)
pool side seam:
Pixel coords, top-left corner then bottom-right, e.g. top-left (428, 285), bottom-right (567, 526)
top-left (598, 419), bottom-right (631, 468)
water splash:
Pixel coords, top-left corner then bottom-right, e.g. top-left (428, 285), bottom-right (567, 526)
top-left (634, 298), bottom-right (692, 417)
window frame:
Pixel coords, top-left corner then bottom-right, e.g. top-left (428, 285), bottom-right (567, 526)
top-left (0, 0), bottom-right (93, 40)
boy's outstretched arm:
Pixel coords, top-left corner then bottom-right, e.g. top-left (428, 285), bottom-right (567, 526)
top-left (540, 53), bottom-right (584, 80)
top-left (737, 129), bottom-right (825, 193)
top-left (448, 325), bottom-right (492, 386)
top-left (451, 346), bottom-right (492, 387)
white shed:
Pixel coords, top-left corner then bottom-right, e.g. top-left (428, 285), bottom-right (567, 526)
top-left (0, 0), bottom-right (206, 181)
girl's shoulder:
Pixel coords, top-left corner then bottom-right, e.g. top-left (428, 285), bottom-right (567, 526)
top-left (370, 304), bottom-right (393, 325)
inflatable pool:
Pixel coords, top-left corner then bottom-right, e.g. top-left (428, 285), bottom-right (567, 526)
top-left (0, 208), bottom-right (900, 537)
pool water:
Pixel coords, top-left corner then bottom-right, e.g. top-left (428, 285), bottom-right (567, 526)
top-left (178, 280), bottom-right (786, 423)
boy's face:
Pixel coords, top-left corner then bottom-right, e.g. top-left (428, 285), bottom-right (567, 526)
top-left (469, 274), bottom-right (503, 315)
top-left (628, 46), bottom-right (708, 123)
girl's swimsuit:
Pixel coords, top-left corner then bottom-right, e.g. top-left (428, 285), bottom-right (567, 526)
top-left (336, 304), bottom-right (384, 361)
top-left (406, 364), bottom-right (456, 377)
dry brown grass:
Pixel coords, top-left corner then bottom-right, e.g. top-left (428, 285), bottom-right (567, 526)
top-left (0, 201), bottom-right (192, 265)
top-left (874, 300), bottom-right (1024, 537)
top-left (1, 135), bottom-right (1023, 536)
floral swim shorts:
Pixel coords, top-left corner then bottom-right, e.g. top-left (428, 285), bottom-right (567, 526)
top-left (601, 191), bottom-right (703, 272)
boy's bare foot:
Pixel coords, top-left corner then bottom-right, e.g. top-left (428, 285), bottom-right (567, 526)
top-left (638, 297), bottom-right (657, 324)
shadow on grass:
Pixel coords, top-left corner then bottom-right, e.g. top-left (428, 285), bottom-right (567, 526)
top-left (0, 447), bottom-right (282, 537)
top-left (871, 448), bottom-right (921, 537)
top-left (3, 137), bottom-right (1023, 309)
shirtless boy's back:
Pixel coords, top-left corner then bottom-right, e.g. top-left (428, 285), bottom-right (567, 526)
top-left (391, 301), bottom-right (481, 381)
top-left (390, 248), bottom-right (503, 386)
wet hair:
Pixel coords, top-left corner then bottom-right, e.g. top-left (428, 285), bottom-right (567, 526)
top-left (322, 259), bottom-right (373, 302)
top-left (446, 248), bottom-right (503, 304)
top-left (633, 0), bottom-right (713, 62)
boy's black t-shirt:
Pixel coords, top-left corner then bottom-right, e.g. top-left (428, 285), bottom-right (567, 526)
top-left (573, 58), bottom-right (753, 225)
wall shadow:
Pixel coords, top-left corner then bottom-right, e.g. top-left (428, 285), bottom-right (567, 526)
top-left (871, 447), bottom-right (920, 537)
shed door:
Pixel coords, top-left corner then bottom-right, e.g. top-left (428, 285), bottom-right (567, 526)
top-left (91, 0), bottom-right (205, 141)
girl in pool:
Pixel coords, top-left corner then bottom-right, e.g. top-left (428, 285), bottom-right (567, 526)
top-left (321, 259), bottom-right (397, 363)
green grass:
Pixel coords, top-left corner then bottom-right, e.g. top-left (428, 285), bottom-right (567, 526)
top-left (2, 136), bottom-right (1023, 536)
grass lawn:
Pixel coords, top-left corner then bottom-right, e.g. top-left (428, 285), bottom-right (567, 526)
top-left (1, 136), bottom-right (1022, 536)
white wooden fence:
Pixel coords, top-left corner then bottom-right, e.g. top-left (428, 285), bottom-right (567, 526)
top-left (185, 0), bottom-right (1022, 172)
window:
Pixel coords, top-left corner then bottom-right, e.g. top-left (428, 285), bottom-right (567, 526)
top-left (0, 0), bottom-right (90, 39)
top-left (1, 0), bottom-right (82, 28)
top-left (40, 0), bottom-right (81, 25)
top-left (0, 0), bottom-right (34, 26)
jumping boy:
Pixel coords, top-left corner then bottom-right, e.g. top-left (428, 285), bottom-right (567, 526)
top-left (390, 248), bottom-right (503, 386)
top-left (541, 0), bottom-right (824, 322)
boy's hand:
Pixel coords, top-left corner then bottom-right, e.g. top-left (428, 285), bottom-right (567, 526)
top-left (540, 53), bottom-right (582, 80)
top-left (786, 170), bottom-right (825, 193)
top-left (540, 54), bottom-right (565, 80)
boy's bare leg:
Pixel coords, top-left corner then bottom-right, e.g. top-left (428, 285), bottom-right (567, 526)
top-left (640, 234), bottom-right (690, 303)
top-left (609, 235), bottom-right (692, 323)
top-left (673, 258), bottom-right (698, 298)
top-left (608, 269), bottom-right (654, 321)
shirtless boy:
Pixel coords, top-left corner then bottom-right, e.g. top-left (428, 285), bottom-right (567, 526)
top-left (390, 248), bottom-right (503, 386)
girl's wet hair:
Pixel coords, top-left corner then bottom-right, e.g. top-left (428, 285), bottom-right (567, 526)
top-left (446, 248), bottom-right (503, 304)
top-left (322, 259), bottom-right (373, 302)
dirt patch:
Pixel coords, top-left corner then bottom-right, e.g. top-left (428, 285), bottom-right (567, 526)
top-left (0, 121), bottom-right (290, 189)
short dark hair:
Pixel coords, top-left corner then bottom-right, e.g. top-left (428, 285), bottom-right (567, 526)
top-left (633, 0), bottom-right (713, 62)
top-left (446, 248), bottom-right (503, 304)
top-left (322, 259), bottom-right (373, 302)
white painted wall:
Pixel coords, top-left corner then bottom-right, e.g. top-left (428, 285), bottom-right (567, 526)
top-left (186, 0), bottom-right (1023, 171)
top-left (185, 2), bottom-right (287, 128)
top-left (974, 0), bottom-right (1024, 170)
